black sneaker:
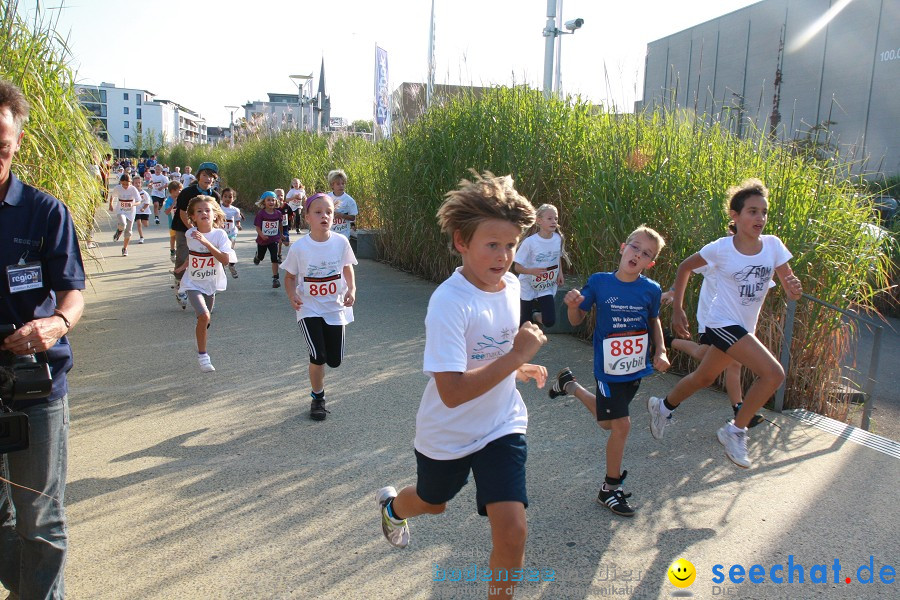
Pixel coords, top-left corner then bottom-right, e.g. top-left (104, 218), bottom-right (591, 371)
top-left (272, 277), bottom-right (280, 289)
top-left (113, 229), bottom-right (121, 241)
top-left (310, 393), bottom-right (330, 421)
top-left (597, 486), bottom-right (635, 517)
top-left (155, 216), bottom-right (160, 225)
top-left (732, 403), bottom-right (765, 428)
top-left (549, 367), bottom-right (576, 399)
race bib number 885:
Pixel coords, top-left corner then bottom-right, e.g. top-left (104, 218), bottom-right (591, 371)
top-left (602, 332), bottom-right (648, 376)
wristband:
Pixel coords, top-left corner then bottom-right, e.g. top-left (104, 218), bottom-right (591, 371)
top-left (53, 310), bottom-right (72, 331)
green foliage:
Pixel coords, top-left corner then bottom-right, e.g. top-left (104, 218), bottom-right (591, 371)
top-left (1, 2), bottom-right (108, 248)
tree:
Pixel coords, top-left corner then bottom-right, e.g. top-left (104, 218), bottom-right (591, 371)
top-left (351, 119), bottom-right (373, 134)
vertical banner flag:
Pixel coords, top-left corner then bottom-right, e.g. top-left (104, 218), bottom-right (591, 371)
top-left (375, 46), bottom-right (391, 138)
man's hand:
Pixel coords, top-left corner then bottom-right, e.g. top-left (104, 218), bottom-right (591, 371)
top-left (1, 317), bottom-right (67, 355)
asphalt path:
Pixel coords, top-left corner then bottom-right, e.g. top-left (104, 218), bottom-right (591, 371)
top-left (17, 212), bottom-right (897, 600)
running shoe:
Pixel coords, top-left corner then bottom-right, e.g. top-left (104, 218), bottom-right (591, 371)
top-left (198, 354), bottom-right (216, 373)
top-left (548, 367), bottom-right (576, 399)
top-left (113, 229), bottom-right (122, 241)
top-left (253, 256), bottom-right (260, 265)
top-left (138, 237), bottom-right (144, 244)
top-left (229, 264), bottom-right (238, 278)
top-left (155, 216), bottom-right (160, 225)
top-left (597, 486), bottom-right (635, 517)
top-left (170, 249), bottom-right (176, 263)
top-left (717, 423), bottom-right (751, 468)
top-left (121, 247), bottom-right (128, 256)
top-left (732, 403), bottom-right (765, 428)
top-left (177, 291), bottom-right (188, 309)
top-left (376, 486), bottom-right (410, 549)
top-left (647, 396), bottom-right (669, 439)
top-left (272, 277), bottom-right (280, 289)
top-left (310, 393), bottom-right (329, 421)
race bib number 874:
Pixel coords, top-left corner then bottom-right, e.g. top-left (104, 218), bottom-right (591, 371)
top-left (602, 331), bottom-right (649, 376)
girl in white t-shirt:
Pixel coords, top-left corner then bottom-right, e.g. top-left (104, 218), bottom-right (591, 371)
top-left (174, 196), bottom-right (233, 372)
top-left (285, 178), bottom-right (306, 233)
top-left (513, 203), bottom-right (567, 328)
top-left (108, 173), bottom-right (142, 256)
top-left (280, 192), bottom-right (357, 421)
top-left (648, 179), bottom-right (803, 468)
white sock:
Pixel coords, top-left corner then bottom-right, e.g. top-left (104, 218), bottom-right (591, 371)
top-left (659, 402), bottom-right (673, 418)
top-left (198, 352), bottom-right (209, 359)
top-left (728, 421), bottom-right (746, 434)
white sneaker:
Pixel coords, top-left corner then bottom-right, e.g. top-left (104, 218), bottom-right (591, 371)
top-left (376, 486), bottom-right (409, 549)
top-left (717, 423), bottom-right (751, 468)
top-left (647, 396), bottom-right (669, 440)
top-left (121, 247), bottom-right (128, 256)
top-left (198, 354), bottom-right (216, 372)
top-left (138, 237), bottom-right (144, 244)
top-left (177, 291), bottom-right (188, 309)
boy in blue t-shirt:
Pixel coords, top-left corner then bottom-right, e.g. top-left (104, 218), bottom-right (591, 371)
top-left (548, 225), bottom-right (670, 517)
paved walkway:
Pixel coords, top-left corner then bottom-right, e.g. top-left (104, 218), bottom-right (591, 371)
top-left (35, 213), bottom-right (900, 599)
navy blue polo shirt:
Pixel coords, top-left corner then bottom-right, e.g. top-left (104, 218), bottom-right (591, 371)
top-left (0, 173), bottom-right (85, 404)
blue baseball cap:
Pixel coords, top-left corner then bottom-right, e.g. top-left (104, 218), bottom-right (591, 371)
top-left (259, 191), bottom-right (276, 200)
top-left (197, 162), bottom-right (219, 174)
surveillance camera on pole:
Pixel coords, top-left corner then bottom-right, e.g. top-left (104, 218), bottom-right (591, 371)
top-left (564, 18), bottom-right (584, 32)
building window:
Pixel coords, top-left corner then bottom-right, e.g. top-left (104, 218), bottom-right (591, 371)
top-left (124, 92), bottom-right (129, 100)
top-left (124, 135), bottom-right (130, 143)
top-left (124, 106), bottom-right (129, 115)
top-left (136, 95), bottom-right (142, 106)
top-left (136, 108), bottom-right (141, 119)
top-left (124, 120), bottom-right (129, 129)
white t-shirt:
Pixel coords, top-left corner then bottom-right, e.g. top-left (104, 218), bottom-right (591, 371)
top-left (181, 173), bottom-right (196, 187)
top-left (514, 233), bottom-right (563, 301)
top-left (111, 184), bottom-right (141, 218)
top-left (286, 188), bottom-right (306, 211)
top-left (280, 233), bottom-right (358, 325)
top-left (328, 192), bottom-right (358, 238)
top-left (179, 228), bottom-right (232, 295)
top-left (150, 173), bottom-right (169, 198)
top-left (136, 190), bottom-right (153, 215)
top-left (699, 234), bottom-right (792, 333)
top-left (414, 269), bottom-right (527, 461)
top-left (222, 205), bottom-right (242, 235)
top-left (694, 263), bottom-right (775, 333)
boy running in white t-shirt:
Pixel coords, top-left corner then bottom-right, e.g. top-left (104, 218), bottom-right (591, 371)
top-left (132, 176), bottom-right (152, 244)
top-left (220, 187), bottom-right (243, 278)
top-left (285, 178), bottom-right (306, 233)
top-left (327, 169), bottom-right (358, 239)
top-left (108, 173), bottom-right (142, 256)
top-left (173, 196), bottom-right (233, 372)
top-left (376, 172), bottom-right (547, 600)
top-left (281, 192), bottom-right (357, 421)
top-left (647, 179), bottom-right (803, 468)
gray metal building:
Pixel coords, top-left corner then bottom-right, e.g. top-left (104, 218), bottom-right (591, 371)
top-left (640, 0), bottom-right (900, 174)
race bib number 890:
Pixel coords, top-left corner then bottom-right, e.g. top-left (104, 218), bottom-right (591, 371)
top-left (531, 265), bottom-right (558, 292)
top-left (602, 332), bottom-right (648, 376)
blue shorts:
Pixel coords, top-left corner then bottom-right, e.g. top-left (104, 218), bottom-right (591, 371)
top-left (415, 433), bottom-right (528, 516)
top-left (595, 378), bottom-right (641, 421)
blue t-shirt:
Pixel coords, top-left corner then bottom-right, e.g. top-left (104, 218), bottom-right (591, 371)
top-left (0, 173), bottom-right (86, 404)
top-left (163, 195), bottom-right (175, 227)
top-left (579, 272), bottom-right (661, 383)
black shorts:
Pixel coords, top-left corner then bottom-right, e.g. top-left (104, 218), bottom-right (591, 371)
top-left (520, 295), bottom-right (556, 328)
top-left (595, 379), bottom-right (642, 421)
top-left (704, 325), bottom-right (749, 353)
top-left (135, 214), bottom-right (150, 221)
top-left (256, 243), bottom-right (279, 263)
top-left (152, 196), bottom-right (165, 206)
top-left (698, 331), bottom-right (713, 346)
top-left (415, 433), bottom-right (528, 517)
top-left (298, 316), bottom-right (344, 368)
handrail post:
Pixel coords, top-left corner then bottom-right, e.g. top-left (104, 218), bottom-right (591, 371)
top-left (774, 299), bottom-right (797, 413)
top-left (861, 326), bottom-right (883, 431)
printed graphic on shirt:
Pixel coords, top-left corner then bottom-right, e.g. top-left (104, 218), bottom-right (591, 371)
top-left (732, 265), bottom-right (774, 305)
top-left (470, 328), bottom-right (516, 361)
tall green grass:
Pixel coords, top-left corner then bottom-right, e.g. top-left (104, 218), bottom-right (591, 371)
top-left (1, 2), bottom-right (108, 248)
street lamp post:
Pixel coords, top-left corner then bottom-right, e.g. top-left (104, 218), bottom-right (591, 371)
top-left (542, 0), bottom-right (584, 98)
top-left (289, 74), bottom-right (313, 131)
top-left (224, 105), bottom-right (240, 147)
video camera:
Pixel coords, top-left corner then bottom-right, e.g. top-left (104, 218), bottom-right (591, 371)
top-left (0, 324), bottom-right (53, 453)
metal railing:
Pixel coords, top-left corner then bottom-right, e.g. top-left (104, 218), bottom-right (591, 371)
top-left (775, 293), bottom-right (884, 430)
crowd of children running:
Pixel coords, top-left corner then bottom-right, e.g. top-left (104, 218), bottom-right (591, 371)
top-left (108, 162), bottom-right (802, 599)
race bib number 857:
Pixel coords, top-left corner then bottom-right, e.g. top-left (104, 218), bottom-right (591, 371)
top-left (602, 331), bottom-right (648, 376)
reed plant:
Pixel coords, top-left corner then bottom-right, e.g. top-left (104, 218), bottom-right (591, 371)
top-left (1, 2), bottom-right (108, 250)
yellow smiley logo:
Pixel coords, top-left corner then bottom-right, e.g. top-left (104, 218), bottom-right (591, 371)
top-left (668, 559), bottom-right (696, 588)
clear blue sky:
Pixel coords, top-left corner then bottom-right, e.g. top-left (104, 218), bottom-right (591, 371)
top-left (26, 0), bottom-right (760, 127)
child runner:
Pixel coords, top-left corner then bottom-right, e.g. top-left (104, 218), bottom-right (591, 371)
top-left (108, 173), bottom-right (141, 256)
top-left (221, 187), bottom-right (243, 278)
top-left (513, 203), bottom-right (567, 328)
top-left (647, 179), bottom-right (803, 468)
top-left (173, 196), bottom-right (233, 371)
top-left (286, 178), bottom-right (306, 232)
top-left (327, 169), bottom-right (358, 239)
top-left (150, 164), bottom-right (168, 224)
top-left (133, 176), bottom-right (152, 244)
top-left (376, 172), bottom-right (547, 600)
top-left (281, 192), bottom-right (357, 421)
top-left (660, 225), bottom-right (767, 428)
top-left (548, 225), bottom-right (670, 517)
top-left (275, 187), bottom-right (291, 261)
top-left (253, 190), bottom-right (283, 288)
top-left (164, 180), bottom-right (183, 262)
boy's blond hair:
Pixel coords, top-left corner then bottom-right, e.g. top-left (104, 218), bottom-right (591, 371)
top-left (187, 195), bottom-right (226, 228)
top-left (437, 171), bottom-right (535, 253)
top-left (327, 169), bottom-right (347, 186)
top-left (625, 224), bottom-right (666, 259)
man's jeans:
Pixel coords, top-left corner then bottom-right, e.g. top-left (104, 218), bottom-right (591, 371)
top-left (0, 395), bottom-right (69, 600)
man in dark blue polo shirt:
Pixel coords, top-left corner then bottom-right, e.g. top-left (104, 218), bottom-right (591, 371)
top-left (0, 79), bottom-right (85, 599)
